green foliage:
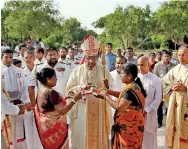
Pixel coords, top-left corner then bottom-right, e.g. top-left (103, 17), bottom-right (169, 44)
top-left (93, 1), bottom-right (188, 50)
top-left (2, 1), bottom-right (62, 39)
top-left (2, 0), bottom-right (188, 50)
top-left (1, 0), bottom-right (98, 48)
top-left (93, 5), bottom-right (152, 50)
top-left (149, 1), bottom-right (188, 44)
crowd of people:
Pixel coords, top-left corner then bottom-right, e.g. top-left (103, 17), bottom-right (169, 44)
top-left (1, 34), bottom-right (188, 149)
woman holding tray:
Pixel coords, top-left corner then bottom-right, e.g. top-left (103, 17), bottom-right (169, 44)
top-left (34, 67), bottom-right (82, 149)
top-left (97, 63), bottom-right (146, 149)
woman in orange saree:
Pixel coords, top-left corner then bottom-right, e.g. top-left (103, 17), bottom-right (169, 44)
top-left (97, 63), bottom-right (146, 149)
top-left (34, 68), bottom-right (82, 149)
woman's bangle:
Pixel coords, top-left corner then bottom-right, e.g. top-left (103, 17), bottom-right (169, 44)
top-left (71, 99), bottom-right (76, 104)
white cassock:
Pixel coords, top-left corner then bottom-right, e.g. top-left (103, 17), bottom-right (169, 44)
top-left (1, 64), bottom-right (29, 149)
top-left (110, 70), bottom-right (125, 115)
top-left (22, 66), bottom-right (37, 149)
top-left (138, 72), bottom-right (162, 149)
top-left (1, 90), bottom-right (20, 149)
top-left (34, 56), bottom-right (46, 65)
top-left (1, 90), bottom-right (20, 122)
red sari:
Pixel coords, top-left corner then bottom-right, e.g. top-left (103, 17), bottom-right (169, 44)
top-left (112, 83), bottom-right (145, 149)
top-left (34, 89), bottom-right (68, 149)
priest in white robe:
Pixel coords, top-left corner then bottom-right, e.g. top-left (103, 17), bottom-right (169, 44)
top-left (1, 88), bottom-right (26, 149)
top-left (65, 34), bottom-right (114, 149)
top-left (1, 49), bottom-right (32, 149)
top-left (137, 56), bottom-right (162, 149)
top-left (163, 45), bottom-right (188, 149)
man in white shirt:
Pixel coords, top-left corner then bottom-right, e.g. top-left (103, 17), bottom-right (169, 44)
top-left (58, 47), bottom-right (68, 63)
top-left (38, 38), bottom-right (45, 50)
top-left (1, 49), bottom-right (32, 149)
top-left (110, 56), bottom-right (126, 91)
top-left (137, 56), bottom-right (162, 149)
top-left (125, 47), bottom-right (137, 64)
top-left (22, 50), bottom-right (36, 149)
top-left (1, 41), bottom-right (10, 51)
top-left (110, 56), bottom-right (126, 115)
top-left (73, 43), bottom-right (84, 63)
top-left (154, 50), bottom-right (175, 127)
top-left (1, 89), bottom-right (26, 149)
top-left (170, 51), bottom-right (179, 65)
top-left (66, 47), bottom-right (80, 72)
top-left (17, 43), bottom-right (27, 68)
top-left (34, 47), bottom-right (46, 65)
top-left (29, 47), bottom-right (71, 100)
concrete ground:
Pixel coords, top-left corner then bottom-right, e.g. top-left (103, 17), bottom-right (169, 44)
top-left (157, 115), bottom-right (166, 149)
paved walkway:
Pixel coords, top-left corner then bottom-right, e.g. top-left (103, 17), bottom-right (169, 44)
top-left (157, 115), bottom-right (166, 149)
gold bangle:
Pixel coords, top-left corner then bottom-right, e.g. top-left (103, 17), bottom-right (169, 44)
top-left (71, 99), bottom-right (76, 104)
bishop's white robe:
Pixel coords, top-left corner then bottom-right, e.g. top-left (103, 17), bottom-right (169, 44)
top-left (66, 63), bottom-right (114, 149)
top-left (138, 72), bottom-right (162, 149)
top-left (163, 64), bottom-right (188, 149)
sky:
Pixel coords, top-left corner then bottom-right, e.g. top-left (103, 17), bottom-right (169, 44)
top-left (55, 0), bottom-right (167, 34)
top-left (1, 0), bottom-right (168, 34)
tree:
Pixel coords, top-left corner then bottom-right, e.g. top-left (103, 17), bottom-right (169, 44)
top-left (2, 0), bottom-right (62, 40)
top-left (152, 1), bottom-right (188, 47)
top-left (93, 5), bottom-right (152, 50)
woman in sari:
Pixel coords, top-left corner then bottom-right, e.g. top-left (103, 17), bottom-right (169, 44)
top-left (98, 63), bottom-right (146, 149)
top-left (34, 68), bottom-right (82, 149)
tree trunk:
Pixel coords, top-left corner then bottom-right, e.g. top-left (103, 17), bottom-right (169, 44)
top-left (119, 37), bottom-right (125, 51)
top-left (135, 36), bottom-right (149, 49)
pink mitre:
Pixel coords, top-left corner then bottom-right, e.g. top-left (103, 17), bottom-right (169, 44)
top-left (81, 34), bottom-right (100, 56)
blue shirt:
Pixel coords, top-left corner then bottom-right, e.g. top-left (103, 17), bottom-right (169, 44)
top-left (105, 53), bottom-right (116, 71)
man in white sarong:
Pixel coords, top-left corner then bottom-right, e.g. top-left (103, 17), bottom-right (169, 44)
top-left (1, 89), bottom-right (26, 149)
top-left (22, 50), bottom-right (36, 149)
top-left (1, 49), bottom-right (32, 149)
top-left (163, 45), bottom-right (188, 149)
top-left (137, 56), bottom-right (162, 149)
top-left (66, 34), bottom-right (113, 149)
